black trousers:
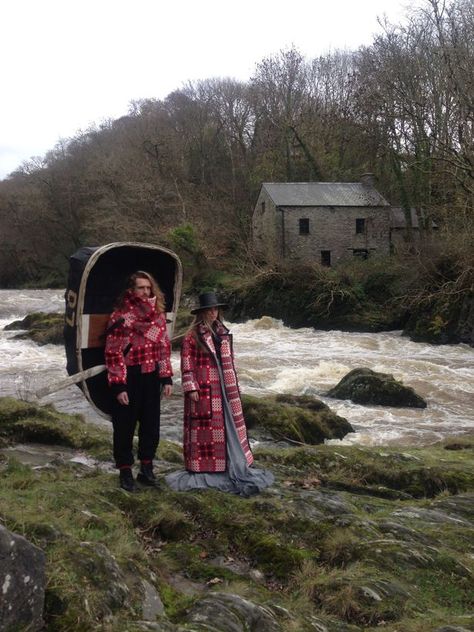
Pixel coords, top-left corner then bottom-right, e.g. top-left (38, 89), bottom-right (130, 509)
top-left (111, 366), bottom-right (161, 468)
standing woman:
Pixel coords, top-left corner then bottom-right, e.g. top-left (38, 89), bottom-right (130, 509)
top-left (105, 271), bottom-right (173, 492)
top-left (166, 292), bottom-right (273, 496)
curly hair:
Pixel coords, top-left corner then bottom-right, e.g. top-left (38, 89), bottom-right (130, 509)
top-left (116, 271), bottom-right (166, 313)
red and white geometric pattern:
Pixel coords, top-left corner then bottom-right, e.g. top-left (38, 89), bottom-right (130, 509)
top-left (181, 321), bottom-right (253, 473)
top-left (105, 290), bottom-right (172, 386)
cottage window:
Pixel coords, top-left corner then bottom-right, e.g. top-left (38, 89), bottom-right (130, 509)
top-left (353, 249), bottom-right (369, 260)
top-left (321, 250), bottom-right (331, 267)
top-left (299, 218), bottom-right (310, 234)
top-left (356, 218), bottom-right (366, 234)
top-left (261, 201), bottom-right (265, 213)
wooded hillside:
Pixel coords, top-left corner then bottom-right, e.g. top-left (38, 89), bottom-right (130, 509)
top-left (0, 0), bottom-right (472, 287)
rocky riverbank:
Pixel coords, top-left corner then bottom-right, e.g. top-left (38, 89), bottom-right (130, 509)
top-left (1, 397), bottom-right (473, 631)
top-left (221, 264), bottom-right (474, 347)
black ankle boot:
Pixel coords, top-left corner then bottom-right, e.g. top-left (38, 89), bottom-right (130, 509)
top-left (119, 468), bottom-right (137, 492)
top-left (137, 462), bottom-right (158, 487)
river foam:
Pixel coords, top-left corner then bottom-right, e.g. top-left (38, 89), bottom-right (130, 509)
top-left (1, 293), bottom-right (473, 446)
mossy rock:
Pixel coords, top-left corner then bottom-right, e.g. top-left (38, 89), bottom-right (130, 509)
top-left (242, 393), bottom-right (353, 444)
top-left (4, 311), bottom-right (63, 345)
top-left (182, 592), bottom-right (283, 631)
top-left (0, 397), bottom-right (110, 457)
top-left (65, 541), bottom-right (131, 612)
top-left (158, 440), bottom-right (184, 464)
top-left (326, 368), bottom-right (427, 408)
top-left (403, 292), bottom-right (474, 346)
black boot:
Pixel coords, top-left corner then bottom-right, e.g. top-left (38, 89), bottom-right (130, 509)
top-left (137, 462), bottom-right (158, 487)
top-left (119, 468), bottom-right (137, 493)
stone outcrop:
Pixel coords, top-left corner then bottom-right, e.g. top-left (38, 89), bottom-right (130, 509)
top-left (403, 292), bottom-right (474, 347)
top-left (4, 311), bottom-right (63, 345)
top-left (242, 393), bottom-right (354, 443)
top-left (182, 592), bottom-right (282, 631)
top-left (326, 367), bottom-right (427, 408)
top-left (0, 524), bottom-right (46, 631)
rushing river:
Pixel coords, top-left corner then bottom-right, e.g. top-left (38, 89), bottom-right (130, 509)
top-left (0, 289), bottom-right (473, 447)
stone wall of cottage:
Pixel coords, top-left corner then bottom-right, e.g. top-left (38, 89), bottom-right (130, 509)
top-left (252, 189), bottom-right (281, 261)
top-left (280, 206), bottom-right (391, 265)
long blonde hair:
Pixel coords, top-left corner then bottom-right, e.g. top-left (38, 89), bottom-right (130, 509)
top-left (187, 308), bottom-right (223, 350)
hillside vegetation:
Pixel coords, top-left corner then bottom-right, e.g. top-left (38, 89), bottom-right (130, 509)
top-left (0, 0), bottom-right (472, 343)
top-left (0, 1), bottom-right (472, 281)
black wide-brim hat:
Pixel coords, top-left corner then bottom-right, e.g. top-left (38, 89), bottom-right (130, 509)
top-left (191, 291), bottom-right (228, 314)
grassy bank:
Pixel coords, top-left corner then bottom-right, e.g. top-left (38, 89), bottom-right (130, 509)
top-left (1, 397), bottom-right (473, 631)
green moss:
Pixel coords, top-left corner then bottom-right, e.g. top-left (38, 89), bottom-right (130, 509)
top-left (0, 397), bottom-right (111, 457)
top-left (242, 393), bottom-right (353, 444)
top-left (239, 531), bottom-right (313, 579)
top-left (319, 529), bottom-right (363, 568)
top-left (0, 469), bottom-right (146, 629)
top-left (5, 311), bottom-right (64, 345)
top-left (162, 541), bottom-right (247, 583)
top-left (157, 439), bottom-right (184, 464)
top-left (256, 444), bottom-right (474, 499)
top-left (157, 581), bottom-right (196, 621)
top-left (411, 568), bottom-right (474, 612)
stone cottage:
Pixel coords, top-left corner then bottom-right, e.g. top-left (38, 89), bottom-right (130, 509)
top-left (252, 175), bottom-right (391, 266)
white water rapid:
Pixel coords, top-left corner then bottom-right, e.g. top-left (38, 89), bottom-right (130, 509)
top-left (1, 290), bottom-right (473, 447)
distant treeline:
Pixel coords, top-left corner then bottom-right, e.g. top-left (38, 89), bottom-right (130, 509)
top-left (0, 0), bottom-right (472, 287)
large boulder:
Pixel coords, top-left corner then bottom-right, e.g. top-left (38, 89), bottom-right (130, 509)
top-left (326, 368), bottom-right (427, 408)
top-left (242, 393), bottom-right (353, 444)
top-left (4, 311), bottom-right (63, 345)
top-left (0, 524), bottom-right (46, 631)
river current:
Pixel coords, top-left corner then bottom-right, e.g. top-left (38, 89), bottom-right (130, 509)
top-left (0, 289), bottom-right (472, 447)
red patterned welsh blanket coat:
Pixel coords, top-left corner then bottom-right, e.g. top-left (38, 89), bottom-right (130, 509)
top-left (105, 291), bottom-right (172, 391)
top-left (180, 321), bottom-right (253, 473)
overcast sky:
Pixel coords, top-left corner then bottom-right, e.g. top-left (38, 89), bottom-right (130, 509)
top-left (0, 0), bottom-right (410, 180)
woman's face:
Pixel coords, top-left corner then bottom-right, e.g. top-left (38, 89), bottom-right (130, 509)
top-left (203, 306), bottom-right (218, 322)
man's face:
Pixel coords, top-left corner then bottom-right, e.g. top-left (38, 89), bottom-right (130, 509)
top-left (134, 278), bottom-right (152, 298)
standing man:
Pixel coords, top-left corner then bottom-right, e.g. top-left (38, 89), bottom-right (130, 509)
top-left (105, 271), bottom-right (173, 492)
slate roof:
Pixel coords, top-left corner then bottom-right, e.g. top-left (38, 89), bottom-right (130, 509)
top-left (262, 182), bottom-right (390, 207)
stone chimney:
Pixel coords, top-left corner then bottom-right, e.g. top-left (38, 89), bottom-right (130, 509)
top-left (360, 173), bottom-right (375, 187)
